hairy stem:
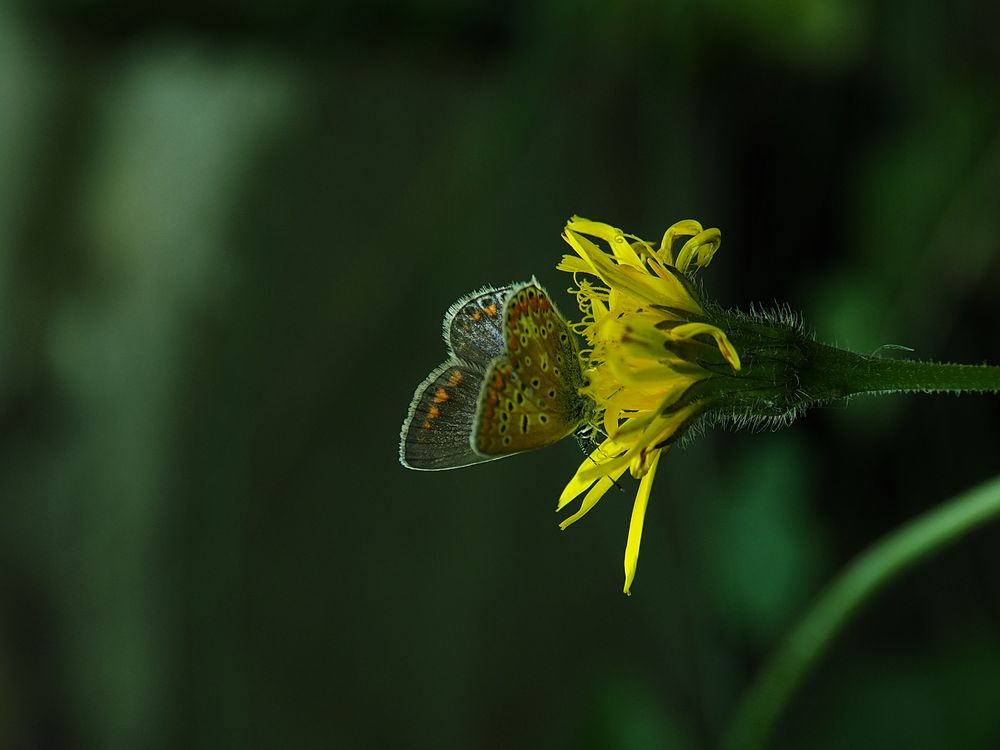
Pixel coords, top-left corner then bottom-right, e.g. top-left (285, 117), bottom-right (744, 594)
top-left (801, 341), bottom-right (1000, 398)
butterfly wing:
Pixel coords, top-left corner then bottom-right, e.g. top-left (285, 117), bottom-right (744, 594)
top-left (399, 361), bottom-right (506, 470)
top-left (400, 285), bottom-right (520, 470)
top-left (443, 284), bottom-right (514, 368)
top-left (474, 282), bottom-right (593, 455)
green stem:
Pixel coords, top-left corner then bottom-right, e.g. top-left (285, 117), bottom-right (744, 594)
top-left (724, 472), bottom-right (1000, 750)
top-left (801, 341), bottom-right (1000, 398)
top-left (702, 311), bottom-right (1000, 421)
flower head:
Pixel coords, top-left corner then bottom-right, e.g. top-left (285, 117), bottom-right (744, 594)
top-left (556, 216), bottom-right (741, 595)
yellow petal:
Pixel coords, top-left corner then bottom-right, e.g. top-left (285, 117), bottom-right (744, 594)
top-left (623, 449), bottom-right (662, 595)
top-left (556, 458), bottom-right (599, 511)
top-left (670, 322), bottom-right (741, 372)
top-left (627, 237), bottom-right (656, 258)
top-left (610, 405), bottom-right (697, 478)
top-left (607, 357), bottom-right (700, 394)
top-left (588, 294), bottom-right (609, 327)
top-left (603, 407), bottom-right (621, 437)
top-left (556, 438), bottom-right (628, 510)
top-left (575, 447), bottom-right (635, 484)
top-left (566, 230), bottom-right (695, 309)
top-left (556, 255), bottom-right (593, 275)
top-left (558, 465), bottom-right (629, 529)
top-left (562, 228), bottom-right (606, 268)
top-left (566, 217), bottom-right (642, 267)
top-left (609, 408), bottom-right (666, 442)
top-left (675, 228), bottom-right (721, 273)
top-left (657, 220), bottom-right (704, 266)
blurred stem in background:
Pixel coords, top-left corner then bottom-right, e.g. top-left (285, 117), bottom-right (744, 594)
top-left (725, 472), bottom-right (1000, 750)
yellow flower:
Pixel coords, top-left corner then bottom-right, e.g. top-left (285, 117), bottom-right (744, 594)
top-left (556, 216), bottom-right (741, 595)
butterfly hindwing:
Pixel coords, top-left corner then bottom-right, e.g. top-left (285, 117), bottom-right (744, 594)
top-left (443, 285), bottom-right (514, 369)
top-left (399, 361), bottom-right (503, 470)
top-left (400, 285), bottom-right (517, 470)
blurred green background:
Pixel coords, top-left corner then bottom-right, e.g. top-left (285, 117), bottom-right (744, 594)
top-left (1, 1), bottom-right (999, 748)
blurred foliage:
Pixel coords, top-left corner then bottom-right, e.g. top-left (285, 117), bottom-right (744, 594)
top-left (1, 1), bottom-right (999, 748)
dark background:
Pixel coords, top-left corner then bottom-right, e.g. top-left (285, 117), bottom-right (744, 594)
top-left (1, 2), bottom-right (999, 748)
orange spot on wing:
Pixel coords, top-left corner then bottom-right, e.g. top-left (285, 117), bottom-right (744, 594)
top-left (471, 309), bottom-right (482, 321)
top-left (428, 405), bottom-right (441, 419)
top-left (484, 388), bottom-right (498, 419)
top-left (448, 370), bottom-right (463, 387)
top-left (509, 336), bottom-right (519, 351)
top-left (484, 303), bottom-right (497, 317)
top-left (421, 420), bottom-right (432, 430)
top-left (492, 372), bottom-right (504, 390)
top-left (433, 388), bottom-right (449, 403)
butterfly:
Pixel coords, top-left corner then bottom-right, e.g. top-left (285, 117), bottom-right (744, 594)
top-left (399, 279), bottom-right (594, 470)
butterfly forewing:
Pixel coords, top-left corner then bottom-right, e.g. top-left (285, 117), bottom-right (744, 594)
top-left (474, 283), bottom-right (593, 455)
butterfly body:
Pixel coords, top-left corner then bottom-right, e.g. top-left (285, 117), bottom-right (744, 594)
top-left (399, 280), bottom-right (593, 471)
